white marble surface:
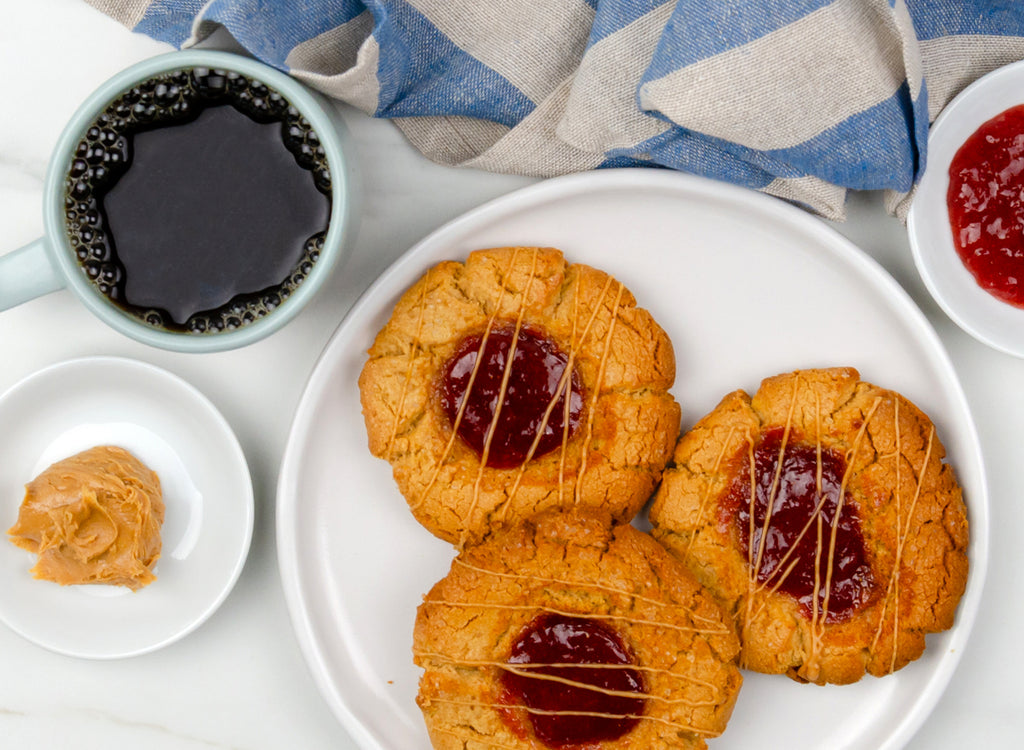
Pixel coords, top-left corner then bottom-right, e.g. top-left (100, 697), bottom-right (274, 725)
top-left (0, 2), bottom-right (1020, 748)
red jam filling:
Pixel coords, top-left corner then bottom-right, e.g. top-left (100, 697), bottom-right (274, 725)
top-left (947, 103), bottom-right (1024, 308)
top-left (500, 614), bottom-right (645, 747)
top-left (724, 429), bottom-right (874, 622)
top-left (439, 324), bottom-right (583, 469)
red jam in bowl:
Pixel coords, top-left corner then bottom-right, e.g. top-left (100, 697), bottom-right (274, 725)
top-left (439, 324), bottom-right (583, 469)
top-left (500, 613), bottom-right (645, 747)
top-left (947, 103), bottom-right (1024, 308)
top-left (724, 429), bottom-right (875, 622)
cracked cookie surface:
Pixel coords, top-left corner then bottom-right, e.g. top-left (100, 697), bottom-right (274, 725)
top-left (649, 367), bottom-right (970, 685)
top-left (413, 510), bottom-right (742, 749)
top-left (358, 246), bottom-right (680, 546)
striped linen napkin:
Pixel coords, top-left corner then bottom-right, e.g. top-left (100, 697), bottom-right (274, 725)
top-left (87, 0), bottom-right (1024, 220)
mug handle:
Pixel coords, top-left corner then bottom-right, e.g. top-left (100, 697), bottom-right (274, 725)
top-left (0, 237), bottom-right (66, 311)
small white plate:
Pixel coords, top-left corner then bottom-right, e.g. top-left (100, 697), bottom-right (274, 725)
top-left (0, 356), bottom-right (253, 658)
top-left (278, 170), bottom-right (987, 750)
top-left (908, 59), bottom-right (1024, 358)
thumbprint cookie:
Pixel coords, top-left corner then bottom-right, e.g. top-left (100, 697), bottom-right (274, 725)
top-left (649, 367), bottom-right (969, 685)
top-left (413, 510), bottom-right (742, 749)
top-left (358, 246), bottom-right (680, 546)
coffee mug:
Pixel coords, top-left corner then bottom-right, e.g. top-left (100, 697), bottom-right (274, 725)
top-left (0, 49), bottom-right (356, 353)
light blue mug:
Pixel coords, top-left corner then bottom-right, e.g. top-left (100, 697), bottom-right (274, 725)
top-left (0, 50), bottom-right (356, 353)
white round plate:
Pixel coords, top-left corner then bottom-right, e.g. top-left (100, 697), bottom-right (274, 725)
top-left (0, 356), bottom-right (253, 658)
top-left (907, 59), bottom-right (1024, 358)
top-left (278, 170), bottom-right (987, 750)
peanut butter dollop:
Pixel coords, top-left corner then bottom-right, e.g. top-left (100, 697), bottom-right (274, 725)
top-left (8, 445), bottom-right (164, 591)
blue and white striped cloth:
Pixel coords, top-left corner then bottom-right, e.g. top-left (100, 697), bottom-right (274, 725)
top-left (88, 0), bottom-right (1024, 220)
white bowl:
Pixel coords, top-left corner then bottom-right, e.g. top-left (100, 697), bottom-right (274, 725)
top-left (0, 356), bottom-right (254, 658)
top-left (908, 60), bottom-right (1024, 358)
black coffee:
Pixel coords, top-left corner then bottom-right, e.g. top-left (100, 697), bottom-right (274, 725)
top-left (63, 67), bottom-right (333, 334)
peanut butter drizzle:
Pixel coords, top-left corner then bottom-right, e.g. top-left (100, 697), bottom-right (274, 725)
top-left (750, 377), bottom-right (800, 580)
top-left (870, 400), bottom-right (937, 673)
top-left (872, 397), bottom-right (904, 673)
top-left (738, 438), bottom-right (757, 665)
top-left (738, 376), bottom-right (882, 674)
top-left (422, 599), bottom-right (727, 636)
top-left (496, 273), bottom-right (616, 523)
top-left (493, 360), bottom-right (572, 524)
top-left (415, 649), bottom-right (723, 694)
top-left (463, 249), bottom-right (542, 545)
top-left (450, 558), bottom-right (730, 631)
top-left (819, 398), bottom-right (880, 613)
top-left (808, 392), bottom-right (827, 669)
top-left (411, 249), bottom-right (524, 516)
top-left (454, 561), bottom-right (729, 631)
top-left (420, 655), bottom-right (718, 706)
top-left (746, 393), bottom-right (832, 631)
top-left (805, 395), bottom-right (881, 675)
top-left (575, 282), bottom-right (626, 505)
top-left (425, 697), bottom-right (714, 736)
top-left (741, 377), bottom-right (800, 661)
top-left (558, 283), bottom-right (583, 504)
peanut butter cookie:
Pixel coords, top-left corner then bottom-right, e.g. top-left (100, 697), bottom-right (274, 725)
top-left (413, 510), bottom-right (742, 749)
top-left (358, 246), bottom-right (680, 546)
top-left (649, 367), bottom-right (969, 685)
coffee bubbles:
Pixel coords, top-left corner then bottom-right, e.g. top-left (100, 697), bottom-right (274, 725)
top-left (63, 67), bottom-right (333, 335)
